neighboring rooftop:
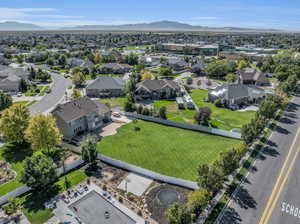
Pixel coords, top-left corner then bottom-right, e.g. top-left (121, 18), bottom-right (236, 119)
top-left (86, 76), bottom-right (125, 90)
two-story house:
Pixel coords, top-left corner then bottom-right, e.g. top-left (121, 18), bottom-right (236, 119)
top-left (51, 97), bottom-right (111, 139)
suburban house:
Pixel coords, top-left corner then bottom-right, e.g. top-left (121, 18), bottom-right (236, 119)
top-left (99, 63), bottom-right (131, 74)
top-left (51, 97), bottom-right (111, 139)
top-left (191, 60), bottom-right (206, 74)
top-left (239, 68), bottom-right (269, 86)
top-left (208, 83), bottom-right (266, 107)
top-left (67, 58), bottom-right (85, 68)
top-left (86, 76), bottom-right (125, 98)
top-left (164, 58), bottom-right (188, 71)
top-left (135, 79), bottom-right (182, 100)
top-left (0, 65), bottom-right (29, 93)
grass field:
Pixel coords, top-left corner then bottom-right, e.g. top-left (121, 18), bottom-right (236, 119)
top-left (153, 100), bottom-right (195, 124)
top-left (98, 120), bottom-right (241, 181)
top-left (191, 89), bottom-right (255, 131)
top-left (100, 97), bottom-right (126, 108)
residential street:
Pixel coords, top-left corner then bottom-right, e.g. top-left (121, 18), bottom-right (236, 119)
top-left (29, 73), bottom-right (71, 115)
top-left (217, 89), bottom-right (300, 224)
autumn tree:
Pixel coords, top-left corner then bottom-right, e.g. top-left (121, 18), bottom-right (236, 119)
top-left (141, 70), bottom-right (153, 81)
top-left (72, 71), bottom-right (85, 87)
top-left (0, 104), bottom-right (29, 143)
top-left (25, 114), bottom-right (62, 152)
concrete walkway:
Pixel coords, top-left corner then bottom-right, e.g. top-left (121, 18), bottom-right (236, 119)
top-left (118, 173), bottom-right (153, 196)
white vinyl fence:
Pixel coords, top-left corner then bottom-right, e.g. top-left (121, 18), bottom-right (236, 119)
top-left (124, 112), bottom-right (242, 139)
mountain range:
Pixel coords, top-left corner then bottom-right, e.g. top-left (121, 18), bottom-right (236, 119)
top-left (0, 20), bottom-right (279, 32)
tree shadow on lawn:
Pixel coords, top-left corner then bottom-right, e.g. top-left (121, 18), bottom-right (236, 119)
top-left (1, 142), bottom-right (33, 164)
top-left (22, 185), bottom-right (60, 214)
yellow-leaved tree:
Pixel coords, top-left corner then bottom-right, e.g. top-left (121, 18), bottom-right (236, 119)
top-left (0, 104), bottom-right (29, 144)
top-left (25, 114), bottom-right (62, 152)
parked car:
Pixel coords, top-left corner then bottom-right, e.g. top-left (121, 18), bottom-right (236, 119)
top-left (17, 92), bottom-right (22, 97)
top-left (112, 112), bottom-right (121, 117)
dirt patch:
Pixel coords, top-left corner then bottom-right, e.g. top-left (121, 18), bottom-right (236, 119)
top-left (145, 183), bottom-right (191, 224)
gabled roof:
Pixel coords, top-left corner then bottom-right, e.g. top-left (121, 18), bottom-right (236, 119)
top-left (210, 83), bottom-right (265, 100)
top-left (0, 65), bottom-right (29, 79)
top-left (51, 97), bottom-right (109, 122)
top-left (136, 79), bottom-right (180, 92)
top-left (239, 68), bottom-right (264, 81)
top-left (86, 76), bottom-right (125, 90)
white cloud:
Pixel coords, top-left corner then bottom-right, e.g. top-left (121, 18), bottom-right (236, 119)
top-left (0, 8), bottom-right (84, 21)
top-left (0, 8), bottom-right (55, 19)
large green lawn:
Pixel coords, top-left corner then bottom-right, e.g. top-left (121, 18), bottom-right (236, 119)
top-left (98, 120), bottom-right (241, 181)
top-left (191, 89), bottom-right (255, 131)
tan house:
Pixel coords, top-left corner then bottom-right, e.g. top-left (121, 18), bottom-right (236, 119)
top-left (51, 97), bottom-right (111, 139)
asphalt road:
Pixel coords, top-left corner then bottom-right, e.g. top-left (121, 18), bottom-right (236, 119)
top-left (29, 72), bottom-right (71, 115)
top-left (217, 89), bottom-right (300, 224)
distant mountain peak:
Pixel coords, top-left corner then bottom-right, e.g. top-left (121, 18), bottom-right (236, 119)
top-left (0, 21), bottom-right (42, 31)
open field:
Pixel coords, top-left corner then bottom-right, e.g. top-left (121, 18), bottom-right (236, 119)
top-left (191, 89), bottom-right (255, 131)
top-left (98, 120), bottom-right (241, 181)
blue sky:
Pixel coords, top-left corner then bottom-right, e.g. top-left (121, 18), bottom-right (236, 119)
top-left (0, 0), bottom-right (300, 29)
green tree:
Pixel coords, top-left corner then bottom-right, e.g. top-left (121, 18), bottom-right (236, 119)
top-left (3, 197), bottom-right (22, 215)
top-left (125, 53), bottom-right (139, 65)
top-left (159, 67), bottom-right (173, 77)
top-left (0, 104), bottom-right (30, 143)
top-left (21, 154), bottom-right (58, 191)
top-left (159, 106), bottom-right (167, 119)
top-left (25, 114), bottom-right (62, 152)
top-left (205, 60), bottom-right (232, 79)
top-left (215, 149), bottom-right (240, 176)
top-left (58, 54), bottom-right (67, 67)
top-left (197, 164), bottom-right (223, 195)
top-left (194, 107), bottom-right (211, 126)
top-left (81, 135), bottom-right (98, 169)
top-left (237, 60), bottom-right (250, 70)
top-left (71, 89), bottom-right (82, 99)
top-left (0, 92), bottom-right (12, 111)
top-left (187, 189), bottom-right (210, 215)
top-left (225, 73), bottom-right (236, 83)
top-left (166, 203), bottom-right (192, 224)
